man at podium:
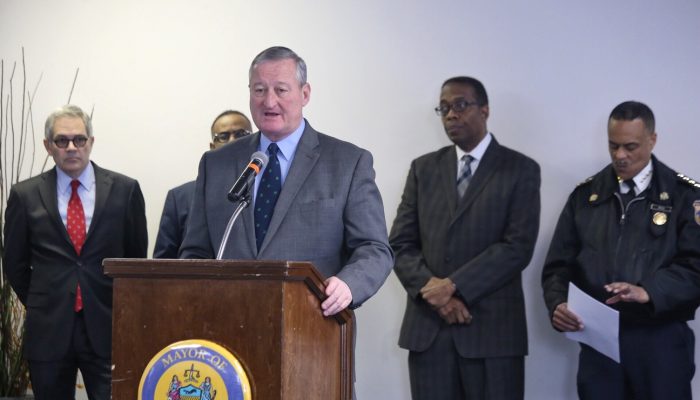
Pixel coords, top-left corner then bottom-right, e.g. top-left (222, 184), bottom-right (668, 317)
top-left (179, 46), bottom-right (393, 317)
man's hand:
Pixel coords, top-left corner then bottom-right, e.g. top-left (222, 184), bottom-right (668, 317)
top-left (552, 302), bottom-right (584, 332)
top-left (420, 277), bottom-right (456, 308)
top-left (605, 282), bottom-right (650, 304)
top-left (322, 277), bottom-right (353, 316)
top-left (437, 297), bottom-right (472, 325)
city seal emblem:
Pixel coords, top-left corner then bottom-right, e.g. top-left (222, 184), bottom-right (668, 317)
top-left (138, 339), bottom-right (252, 400)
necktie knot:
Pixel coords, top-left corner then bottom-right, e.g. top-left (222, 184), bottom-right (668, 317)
top-left (459, 155), bottom-right (474, 177)
top-left (71, 179), bottom-right (81, 192)
top-left (267, 143), bottom-right (279, 156)
top-left (623, 179), bottom-right (635, 194)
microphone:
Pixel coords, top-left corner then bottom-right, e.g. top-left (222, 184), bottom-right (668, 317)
top-left (227, 151), bottom-right (268, 202)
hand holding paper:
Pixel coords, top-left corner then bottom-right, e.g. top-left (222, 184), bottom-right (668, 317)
top-left (552, 302), bottom-right (583, 332)
top-left (564, 282), bottom-right (620, 363)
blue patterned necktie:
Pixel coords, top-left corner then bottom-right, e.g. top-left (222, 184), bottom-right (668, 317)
top-left (254, 143), bottom-right (282, 250)
top-left (457, 155), bottom-right (474, 198)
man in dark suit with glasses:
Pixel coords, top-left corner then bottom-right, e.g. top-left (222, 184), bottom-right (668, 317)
top-left (391, 76), bottom-right (541, 399)
top-left (3, 104), bottom-right (147, 399)
top-left (153, 110), bottom-right (252, 258)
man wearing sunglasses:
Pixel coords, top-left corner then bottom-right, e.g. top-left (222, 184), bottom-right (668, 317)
top-left (3, 104), bottom-right (148, 399)
top-left (390, 76), bottom-right (541, 399)
top-left (153, 110), bottom-right (252, 258)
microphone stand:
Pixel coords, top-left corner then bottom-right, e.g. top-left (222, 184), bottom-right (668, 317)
top-left (216, 195), bottom-right (250, 260)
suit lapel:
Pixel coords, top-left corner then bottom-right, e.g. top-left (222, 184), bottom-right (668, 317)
top-left (238, 135), bottom-right (262, 256)
top-left (454, 139), bottom-right (502, 221)
top-left (258, 124), bottom-right (320, 254)
top-left (438, 147), bottom-right (459, 214)
top-left (88, 163), bottom-right (113, 241)
top-left (37, 168), bottom-right (73, 246)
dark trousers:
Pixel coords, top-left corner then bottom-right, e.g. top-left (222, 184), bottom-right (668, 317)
top-left (408, 328), bottom-right (524, 400)
top-left (577, 321), bottom-right (695, 400)
top-left (28, 312), bottom-right (111, 400)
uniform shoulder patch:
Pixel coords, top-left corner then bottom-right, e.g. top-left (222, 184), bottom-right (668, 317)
top-left (576, 175), bottom-right (594, 187)
top-left (677, 173), bottom-right (700, 189)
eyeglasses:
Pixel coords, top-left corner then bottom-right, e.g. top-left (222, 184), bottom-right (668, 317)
top-left (52, 136), bottom-right (89, 149)
top-left (213, 129), bottom-right (251, 143)
top-left (434, 100), bottom-right (480, 117)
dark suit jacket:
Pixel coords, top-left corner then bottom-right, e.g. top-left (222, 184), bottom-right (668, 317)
top-left (3, 163), bottom-right (148, 360)
top-left (179, 121), bottom-right (393, 306)
top-left (390, 137), bottom-right (541, 358)
top-left (153, 180), bottom-right (195, 258)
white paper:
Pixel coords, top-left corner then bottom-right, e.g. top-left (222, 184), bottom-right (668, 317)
top-left (564, 282), bottom-right (620, 363)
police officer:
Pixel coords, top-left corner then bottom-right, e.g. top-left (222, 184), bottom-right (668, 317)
top-left (541, 100), bottom-right (700, 400)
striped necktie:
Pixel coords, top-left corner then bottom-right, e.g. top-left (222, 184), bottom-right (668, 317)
top-left (457, 155), bottom-right (474, 198)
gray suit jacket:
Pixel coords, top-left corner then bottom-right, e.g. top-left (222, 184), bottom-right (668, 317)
top-left (179, 121), bottom-right (393, 306)
top-left (390, 138), bottom-right (541, 358)
top-left (3, 163), bottom-right (148, 360)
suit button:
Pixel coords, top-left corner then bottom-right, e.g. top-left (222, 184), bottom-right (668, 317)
top-left (77, 261), bottom-right (83, 267)
top-left (444, 257), bottom-right (451, 263)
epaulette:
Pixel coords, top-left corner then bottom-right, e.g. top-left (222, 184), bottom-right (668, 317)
top-left (576, 176), bottom-right (594, 187)
top-left (677, 173), bottom-right (700, 188)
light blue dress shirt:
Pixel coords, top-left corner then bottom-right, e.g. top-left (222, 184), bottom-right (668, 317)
top-left (253, 119), bottom-right (306, 203)
top-left (57, 162), bottom-right (96, 230)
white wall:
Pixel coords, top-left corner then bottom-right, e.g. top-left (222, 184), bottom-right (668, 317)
top-left (2, 1), bottom-right (699, 398)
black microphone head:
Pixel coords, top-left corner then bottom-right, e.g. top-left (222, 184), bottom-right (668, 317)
top-left (251, 151), bottom-right (268, 169)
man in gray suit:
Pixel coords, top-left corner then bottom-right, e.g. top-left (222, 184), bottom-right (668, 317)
top-left (179, 46), bottom-right (393, 317)
top-left (390, 77), bottom-right (541, 399)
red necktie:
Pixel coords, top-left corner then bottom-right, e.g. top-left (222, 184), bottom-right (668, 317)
top-left (67, 179), bottom-right (86, 312)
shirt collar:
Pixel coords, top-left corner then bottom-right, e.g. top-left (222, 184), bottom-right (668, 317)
top-left (56, 162), bottom-right (96, 194)
top-left (259, 119), bottom-right (305, 161)
top-left (455, 132), bottom-right (492, 161)
top-left (619, 159), bottom-right (653, 193)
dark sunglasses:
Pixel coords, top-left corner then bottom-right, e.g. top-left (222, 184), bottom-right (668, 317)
top-left (213, 129), bottom-right (251, 143)
top-left (52, 135), bottom-right (89, 149)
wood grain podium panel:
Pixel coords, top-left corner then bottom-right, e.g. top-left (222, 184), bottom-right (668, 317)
top-left (104, 259), bottom-right (353, 400)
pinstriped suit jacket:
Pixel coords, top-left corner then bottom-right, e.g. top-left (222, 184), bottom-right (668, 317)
top-left (390, 137), bottom-right (540, 358)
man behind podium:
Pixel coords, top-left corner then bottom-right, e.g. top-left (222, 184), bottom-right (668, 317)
top-left (153, 110), bottom-right (252, 258)
top-left (179, 46), bottom-right (393, 317)
top-left (3, 105), bottom-right (148, 399)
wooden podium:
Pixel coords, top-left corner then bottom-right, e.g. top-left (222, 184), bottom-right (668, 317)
top-left (104, 259), bottom-right (354, 400)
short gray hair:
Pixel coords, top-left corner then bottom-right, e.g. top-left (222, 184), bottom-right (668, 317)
top-left (44, 104), bottom-right (92, 140)
top-left (249, 46), bottom-right (307, 86)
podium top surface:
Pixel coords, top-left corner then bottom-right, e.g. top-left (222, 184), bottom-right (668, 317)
top-left (103, 258), bottom-right (354, 324)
